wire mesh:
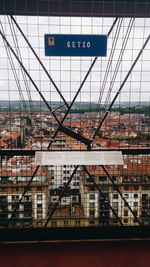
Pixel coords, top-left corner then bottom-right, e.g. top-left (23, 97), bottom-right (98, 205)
top-left (0, 1), bottom-right (150, 229)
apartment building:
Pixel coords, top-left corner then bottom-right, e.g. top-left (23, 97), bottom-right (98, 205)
top-left (80, 156), bottom-right (150, 226)
top-left (47, 165), bottom-right (81, 207)
top-left (0, 156), bottom-right (50, 228)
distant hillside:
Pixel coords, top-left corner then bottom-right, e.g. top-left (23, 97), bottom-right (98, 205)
top-left (0, 100), bottom-right (149, 112)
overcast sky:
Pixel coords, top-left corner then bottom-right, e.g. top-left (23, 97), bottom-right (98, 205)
top-left (0, 15), bottom-right (150, 105)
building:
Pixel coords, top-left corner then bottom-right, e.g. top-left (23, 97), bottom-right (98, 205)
top-left (80, 155), bottom-right (150, 226)
top-left (0, 156), bottom-right (51, 228)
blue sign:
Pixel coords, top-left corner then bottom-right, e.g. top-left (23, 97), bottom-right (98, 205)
top-left (45, 34), bottom-right (107, 57)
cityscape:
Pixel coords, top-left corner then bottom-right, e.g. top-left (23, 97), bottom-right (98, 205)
top-left (0, 1), bottom-right (150, 266)
top-left (0, 101), bottom-right (150, 228)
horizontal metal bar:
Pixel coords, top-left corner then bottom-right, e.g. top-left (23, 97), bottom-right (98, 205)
top-left (1, 1), bottom-right (150, 17)
top-left (0, 149), bottom-right (150, 157)
top-left (0, 226), bottom-right (150, 243)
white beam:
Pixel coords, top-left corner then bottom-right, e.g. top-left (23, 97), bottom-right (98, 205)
top-left (35, 151), bottom-right (124, 166)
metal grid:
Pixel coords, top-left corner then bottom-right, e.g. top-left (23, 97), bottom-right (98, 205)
top-left (0, 3), bottom-right (150, 229)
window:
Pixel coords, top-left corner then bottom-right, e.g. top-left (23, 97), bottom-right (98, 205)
top-left (37, 204), bottom-right (42, 210)
top-left (112, 219), bottom-right (118, 223)
top-left (75, 220), bottom-right (80, 225)
top-left (89, 219), bottom-right (95, 225)
top-left (134, 194), bottom-right (138, 198)
top-left (124, 210), bottom-right (128, 217)
top-left (112, 176), bottom-right (116, 181)
top-left (37, 186), bottom-right (42, 191)
top-left (72, 196), bottom-right (77, 202)
top-left (12, 195), bottom-right (19, 202)
top-left (100, 186), bottom-right (109, 192)
top-left (142, 185), bottom-right (149, 190)
top-left (124, 186), bottom-right (129, 191)
top-left (134, 202), bottom-right (138, 207)
top-left (142, 194), bottom-right (149, 201)
top-left (24, 186), bottom-right (31, 192)
top-left (136, 176), bottom-right (142, 182)
top-left (89, 186), bottom-right (95, 191)
top-left (37, 212), bottom-right (42, 219)
top-left (51, 220), bottom-right (57, 226)
top-left (24, 222), bottom-right (30, 227)
top-left (86, 175), bottom-right (94, 183)
top-left (89, 194), bottom-right (95, 200)
top-left (24, 195), bottom-right (31, 202)
top-left (112, 202), bottom-right (118, 209)
top-left (89, 210), bottom-right (95, 217)
top-left (52, 197), bottom-right (58, 202)
top-left (73, 182), bottom-right (79, 186)
top-left (113, 194), bottom-right (118, 199)
top-left (37, 194), bottom-right (42, 200)
top-left (64, 220), bottom-right (68, 225)
top-left (124, 219), bottom-right (128, 223)
top-left (24, 213), bottom-right (31, 218)
top-left (99, 176), bottom-right (107, 182)
top-left (142, 202), bottom-right (149, 209)
top-left (63, 170), bottom-right (70, 174)
top-left (0, 187), bottom-right (7, 192)
top-left (89, 203), bottom-right (95, 209)
top-left (19, 205), bottom-right (24, 211)
top-left (133, 210), bottom-right (138, 216)
top-left (124, 176), bottom-right (129, 182)
top-left (134, 185), bottom-right (139, 190)
top-left (141, 211), bottom-right (147, 217)
top-left (124, 194), bottom-right (129, 198)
